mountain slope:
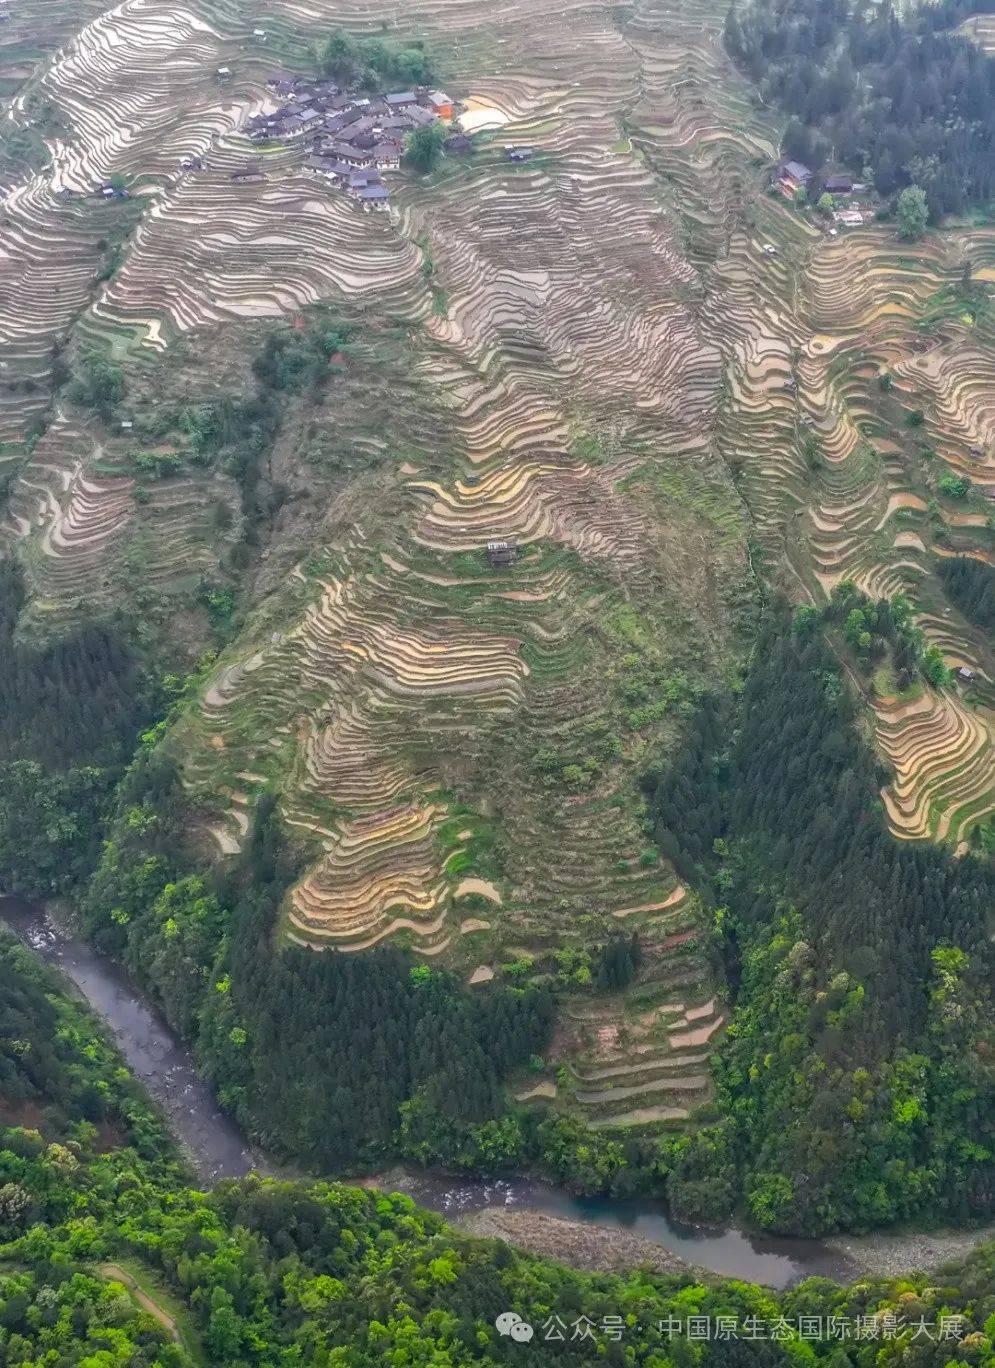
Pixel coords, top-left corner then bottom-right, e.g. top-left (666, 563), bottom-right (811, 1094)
top-left (1, 0), bottom-right (994, 1157)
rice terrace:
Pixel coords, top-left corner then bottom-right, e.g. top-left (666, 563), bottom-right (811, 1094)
top-left (1, 0), bottom-right (995, 1279)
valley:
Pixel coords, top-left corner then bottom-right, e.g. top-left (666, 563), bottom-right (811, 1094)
top-left (2, 913), bottom-right (993, 1365)
top-left (7, 893), bottom-right (992, 1293)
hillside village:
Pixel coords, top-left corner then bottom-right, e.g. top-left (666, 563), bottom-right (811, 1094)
top-left (231, 74), bottom-right (460, 213)
top-left (776, 158), bottom-right (874, 231)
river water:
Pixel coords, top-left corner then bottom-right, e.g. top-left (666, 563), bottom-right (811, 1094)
top-left (0, 894), bottom-right (264, 1183)
top-left (368, 1171), bottom-right (857, 1285)
top-left (0, 894), bottom-right (855, 1288)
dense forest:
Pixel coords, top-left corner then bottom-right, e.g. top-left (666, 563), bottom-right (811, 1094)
top-left (937, 556), bottom-right (995, 636)
top-left (81, 776), bottom-right (557, 1175)
top-left (724, 0), bottom-right (995, 214)
top-left (0, 564), bottom-right (148, 771)
top-left (650, 605), bottom-right (995, 1233)
top-left (3, 931), bottom-right (995, 1367)
top-left (0, 563), bottom-right (154, 897)
top-left (0, 933), bottom-right (195, 1365)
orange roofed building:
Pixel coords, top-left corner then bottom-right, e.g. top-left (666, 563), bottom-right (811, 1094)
top-left (428, 90), bottom-right (454, 120)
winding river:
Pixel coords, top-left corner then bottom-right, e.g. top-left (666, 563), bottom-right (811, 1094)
top-left (1, 894), bottom-right (857, 1288)
top-left (1, 894), bottom-right (264, 1182)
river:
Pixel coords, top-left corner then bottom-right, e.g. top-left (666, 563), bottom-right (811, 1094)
top-left (1, 893), bottom-right (264, 1183)
top-left (366, 1170), bottom-right (857, 1284)
top-left (1, 894), bottom-right (857, 1288)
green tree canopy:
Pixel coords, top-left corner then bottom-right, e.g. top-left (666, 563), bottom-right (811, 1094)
top-left (896, 184), bottom-right (929, 239)
top-left (405, 122), bottom-right (446, 173)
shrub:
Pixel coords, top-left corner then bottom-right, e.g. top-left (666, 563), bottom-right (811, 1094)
top-left (937, 473), bottom-right (969, 499)
top-left (130, 449), bottom-right (183, 478)
top-left (67, 355), bottom-right (126, 421)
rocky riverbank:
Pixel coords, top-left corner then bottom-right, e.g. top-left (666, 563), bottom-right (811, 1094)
top-left (460, 1205), bottom-right (995, 1288)
top-left (828, 1223), bottom-right (995, 1280)
top-left (459, 1207), bottom-right (707, 1279)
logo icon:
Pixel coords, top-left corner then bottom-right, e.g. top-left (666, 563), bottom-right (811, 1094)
top-left (496, 1311), bottom-right (535, 1342)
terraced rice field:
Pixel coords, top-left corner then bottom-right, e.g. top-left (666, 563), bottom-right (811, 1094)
top-left (959, 13), bottom-right (995, 54)
top-left (705, 206), bottom-right (995, 846)
top-left (3, 0), bottom-right (995, 1131)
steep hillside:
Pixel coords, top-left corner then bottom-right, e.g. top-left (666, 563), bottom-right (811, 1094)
top-left (1, 0), bottom-right (761, 1139)
top-left (1, 0), bottom-right (994, 1163)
